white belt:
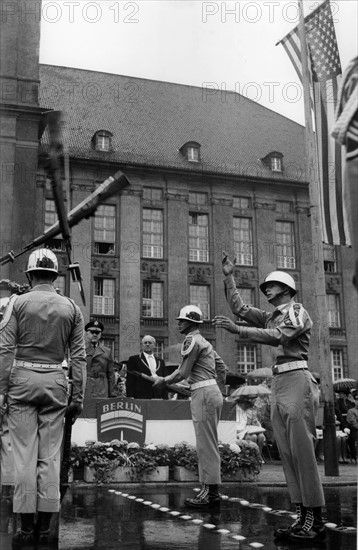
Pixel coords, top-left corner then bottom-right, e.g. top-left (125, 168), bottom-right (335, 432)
top-left (14, 360), bottom-right (63, 370)
top-left (190, 379), bottom-right (217, 390)
top-left (272, 360), bottom-right (307, 375)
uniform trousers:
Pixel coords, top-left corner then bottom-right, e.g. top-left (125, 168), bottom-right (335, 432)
top-left (0, 413), bottom-right (14, 485)
top-left (190, 384), bottom-right (223, 484)
top-left (271, 369), bottom-right (325, 508)
top-left (7, 364), bottom-right (68, 513)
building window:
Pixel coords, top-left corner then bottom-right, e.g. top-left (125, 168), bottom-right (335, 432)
top-left (44, 199), bottom-right (65, 251)
top-left (237, 287), bottom-right (254, 306)
top-left (142, 281), bottom-right (164, 318)
top-left (189, 285), bottom-right (210, 320)
top-left (93, 130), bottom-right (112, 152)
top-left (94, 205), bottom-right (116, 254)
top-left (327, 294), bottom-right (341, 328)
top-left (143, 187), bottom-right (162, 201)
top-left (189, 213), bottom-right (209, 262)
top-left (143, 209), bottom-right (163, 258)
top-left (233, 217), bottom-right (253, 266)
top-left (331, 349), bottom-right (343, 380)
top-left (323, 244), bottom-right (337, 273)
top-left (233, 196), bottom-right (250, 209)
top-left (271, 156), bottom-right (282, 172)
top-left (93, 278), bottom-right (115, 315)
top-left (276, 201), bottom-right (292, 213)
top-left (237, 344), bottom-right (257, 374)
top-left (154, 340), bottom-right (164, 359)
top-left (189, 192), bottom-right (207, 207)
top-left (276, 221), bottom-right (296, 269)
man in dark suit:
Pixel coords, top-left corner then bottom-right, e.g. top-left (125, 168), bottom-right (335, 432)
top-left (84, 320), bottom-right (115, 398)
top-left (126, 335), bottom-right (168, 399)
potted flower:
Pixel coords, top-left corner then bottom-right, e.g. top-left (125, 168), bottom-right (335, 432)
top-left (171, 442), bottom-right (199, 481)
top-left (82, 440), bottom-right (171, 483)
top-left (219, 440), bottom-right (262, 481)
top-left (82, 440), bottom-right (136, 484)
top-left (130, 444), bottom-right (171, 481)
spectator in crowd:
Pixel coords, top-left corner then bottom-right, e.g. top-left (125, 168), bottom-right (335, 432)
top-left (233, 395), bottom-right (266, 463)
top-left (346, 392), bottom-right (358, 463)
top-left (84, 320), bottom-right (116, 399)
top-left (113, 362), bottom-right (127, 398)
top-left (126, 335), bottom-right (168, 399)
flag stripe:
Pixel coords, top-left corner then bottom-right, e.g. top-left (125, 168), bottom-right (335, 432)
top-left (277, 0), bottom-right (349, 246)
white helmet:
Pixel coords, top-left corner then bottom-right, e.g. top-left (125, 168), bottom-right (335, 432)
top-left (176, 305), bottom-right (204, 323)
top-left (25, 248), bottom-right (58, 275)
top-left (260, 271), bottom-right (296, 296)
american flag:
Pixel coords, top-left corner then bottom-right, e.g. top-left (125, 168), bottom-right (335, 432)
top-left (278, 0), bottom-right (350, 246)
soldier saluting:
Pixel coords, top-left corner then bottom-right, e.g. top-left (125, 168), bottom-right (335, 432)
top-left (0, 248), bottom-right (86, 547)
top-left (154, 305), bottom-right (223, 508)
top-left (213, 252), bottom-right (325, 543)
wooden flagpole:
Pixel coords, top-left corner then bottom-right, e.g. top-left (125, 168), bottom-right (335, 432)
top-left (297, 0), bottom-right (338, 476)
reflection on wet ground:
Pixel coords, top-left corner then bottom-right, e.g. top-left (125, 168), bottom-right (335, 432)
top-left (1, 484), bottom-right (356, 550)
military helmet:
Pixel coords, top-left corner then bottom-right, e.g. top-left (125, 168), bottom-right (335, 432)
top-left (260, 271), bottom-right (296, 296)
top-left (25, 248), bottom-right (58, 275)
top-left (176, 305), bottom-right (204, 323)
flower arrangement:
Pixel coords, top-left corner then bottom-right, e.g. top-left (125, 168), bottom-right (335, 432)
top-left (219, 440), bottom-right (262, 476)
top-left (79, 440), bottom-right (172, 483)
top-left (171, 442), bottom-right (198, 472)
top-left (73, 438), bottom-right (261, 483)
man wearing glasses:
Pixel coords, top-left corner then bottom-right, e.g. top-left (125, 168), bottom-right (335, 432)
top-left (85, 320), bottom-right (115, 399)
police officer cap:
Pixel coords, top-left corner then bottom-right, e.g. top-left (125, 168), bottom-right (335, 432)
top-left (85, 320), bottom-right (104, 331)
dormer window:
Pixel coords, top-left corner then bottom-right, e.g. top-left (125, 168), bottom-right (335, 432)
top-left (92, 130), bottom-right (112, 152)
top-left (271, 156), bottom-right (282, 172)
top-left (180, 141), bottom-right (201, 162)
top-left (260, 151), bottom-right (284, 173)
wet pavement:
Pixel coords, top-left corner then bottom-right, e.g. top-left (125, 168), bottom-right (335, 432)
top-left (1, 482), bottom-right (355, 550)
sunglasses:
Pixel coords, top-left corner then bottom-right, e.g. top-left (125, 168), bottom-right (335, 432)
top-left (88, 329), bottom-right (101, 334)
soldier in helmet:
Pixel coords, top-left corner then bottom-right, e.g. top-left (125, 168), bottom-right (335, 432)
top-left (154, 305), bottom-right (223, 508)
top-left (212, 252), bottom-right (325, 543)
top-left (0, 248), bottom-right (87, 547)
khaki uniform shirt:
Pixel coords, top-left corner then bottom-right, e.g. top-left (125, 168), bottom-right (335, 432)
top-left (224, 275), bottom-right (312, 365)
top-left (167, 329), bottom-right (216, 386)
top-left (0, 284), bottom-right (86, 403)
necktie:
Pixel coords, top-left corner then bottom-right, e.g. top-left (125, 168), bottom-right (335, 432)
top-left (147, 355), bottom-right (157, 377)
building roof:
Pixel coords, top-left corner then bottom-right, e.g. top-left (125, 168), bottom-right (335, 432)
top-left (39, 64), bottom-right (307, 181)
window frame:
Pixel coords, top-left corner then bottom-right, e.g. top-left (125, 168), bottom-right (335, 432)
top-left (189, 212), bottom-right (209, 263)
top-left (233, 217), bottom-right (253, 266)
top-left (142, 280), bottom-right (164, 318)
top-left (142, 208), bottom-right (164, 259)
top-left (93, 278), bottom-right (115, 316)
top-left (276, 220), bottom-right (296, 269)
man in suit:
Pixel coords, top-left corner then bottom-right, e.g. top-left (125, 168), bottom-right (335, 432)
top-left (85, 320), bottom-right (116, 398)
top-left (126, 335), bottom-right (168, 399)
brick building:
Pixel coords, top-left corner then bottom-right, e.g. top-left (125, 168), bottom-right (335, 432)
top-left (26, 64), bottom-right (354, 380)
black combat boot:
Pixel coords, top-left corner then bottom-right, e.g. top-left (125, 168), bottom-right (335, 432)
top-left (12, 513), bottom-right (35, 548)
top-left (288, 506), bottom-right (325, 542)
top-left (274, 503), bottom-right (306, 539)
top-left (185, 483), bottom-right (220, 508)
top-left (35, 511), bottom-right (53, 546)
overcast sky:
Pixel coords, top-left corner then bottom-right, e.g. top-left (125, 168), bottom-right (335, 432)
top-left (39, 0), bottom-right (358, 125)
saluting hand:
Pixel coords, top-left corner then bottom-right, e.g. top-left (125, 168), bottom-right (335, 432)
top-left (212, 316), bottom-right (238, 334)
top-left (221, 251), bottom-right (235, 276)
